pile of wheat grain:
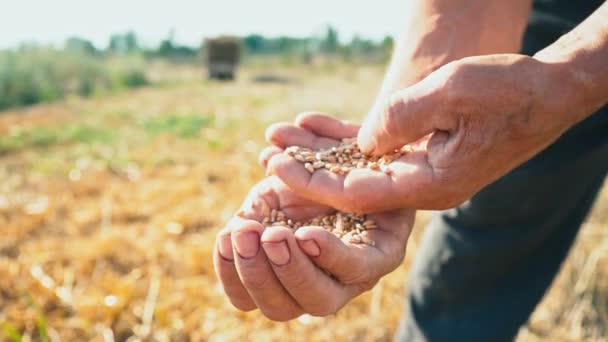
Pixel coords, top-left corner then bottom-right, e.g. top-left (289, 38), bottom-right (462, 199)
top-left (260, 209), bottom-right (377, 245)
top-left (285, 137), bottom-right (412, 175)
top-left (255, 137), bottom-right (411, 245)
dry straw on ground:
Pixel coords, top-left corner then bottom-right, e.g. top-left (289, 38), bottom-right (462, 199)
top-left (0, 63), bottom-right (606, 341)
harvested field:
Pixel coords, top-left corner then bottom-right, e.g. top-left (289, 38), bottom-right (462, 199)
top-left (0, 63), bottom-right (606, 341)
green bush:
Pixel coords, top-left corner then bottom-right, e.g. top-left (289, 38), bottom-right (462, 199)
top-left (0, 46), bottom-right (149, 111)
top-left (116, 68), bottom-right (148, 88)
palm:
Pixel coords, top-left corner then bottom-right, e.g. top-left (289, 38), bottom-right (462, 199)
top-left (263, 113), bottom-right (434, 213)
top-left (214, 113), bottom-right (415, 320)
top-left (239, 177), bottom-right (412, 248)
top-left (215, 177), bottom-right (413, 320)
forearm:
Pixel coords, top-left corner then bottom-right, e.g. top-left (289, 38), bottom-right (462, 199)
top-left (373, 0), bottom-right (532, 108)
top-left (535, 1), bottom-right (608, 126)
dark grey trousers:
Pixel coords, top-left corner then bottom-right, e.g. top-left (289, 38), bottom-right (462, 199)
top-left (395, 109), bottom-right (608, 341)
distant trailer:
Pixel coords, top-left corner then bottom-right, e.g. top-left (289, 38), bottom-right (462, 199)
top-left (204, 37), bottom-right (240, 80)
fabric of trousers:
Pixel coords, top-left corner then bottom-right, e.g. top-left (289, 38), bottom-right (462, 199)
top-left (395, 1), bottom-right (608, 340)
top-left (394, 1), bottom-right (608, 340)
top-left (395, 106), bottom-right (608, 342)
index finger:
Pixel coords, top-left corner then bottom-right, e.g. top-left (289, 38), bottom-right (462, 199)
top-left (295, 112), bottom-right (360, 139)
top-left (268, 146), bottom-right (435, 212)
top-left (265, 113), bottom-right (360, 150)
top-left (267, 153), bottom-right (401, 213)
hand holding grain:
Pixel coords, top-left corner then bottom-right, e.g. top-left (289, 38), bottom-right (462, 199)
top-left (357, 54), bottom-right (583, 210)
top-left (267, 55), bottom-right (576, 211)
top-left (264, 113), bottom-right (429, 213)
top-left (213, 177), bottom-right (413, 321)
top-left (215, 114), bottom-right (416, 323)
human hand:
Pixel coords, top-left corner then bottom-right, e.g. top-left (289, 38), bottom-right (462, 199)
top-left (215, 156), bottom-right (414, 320)
top-left (264, 113), bottom-right (430, 213)
top-left (268, 55), bottom-right (572, 211)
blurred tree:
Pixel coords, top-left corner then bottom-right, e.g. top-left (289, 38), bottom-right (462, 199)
top-left (158, 28), bottom-right (176, 56)
top-left (349, 35), bottom-right (375, 55)
top-left (242, 34), bottom-right (310, 58)
top-left (321, 25), bottom-right (339, 54)
top-left (65, 37), bottom-right (98, 55)
top-left (108, 31), bottom-right (139, 54)
top-left (381, 36), bottom-right (394, 52)
top-left (158, 29), bottom-right (197, 59)
top-left (243, 34), bottom-right (265, 53)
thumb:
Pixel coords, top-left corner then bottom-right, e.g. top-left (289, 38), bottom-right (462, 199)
top-left (294, 226), bottom-right (388, 284)
top-left (357, 78), bottom-right (446, 155)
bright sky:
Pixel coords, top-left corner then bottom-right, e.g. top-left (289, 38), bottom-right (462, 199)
top-left (1, 0), bottom-right (409, 49)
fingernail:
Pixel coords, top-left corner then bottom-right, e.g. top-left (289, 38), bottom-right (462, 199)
top-left (298, 239), bottom-right (320, 257)
top-left (218, 234), bottom-right (233, 261)
top-left (263, 240), bottom-right (291, 266)
top-left (357, 135), bottom-right (373, 155)
top-left (357, 122), bottom-right (370, 150)
top-left (234, 232), bottom-right (260, 259)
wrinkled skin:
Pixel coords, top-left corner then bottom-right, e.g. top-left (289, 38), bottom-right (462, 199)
top-left (267, 55), bottom-right (573, 212)
top-left (214, 116), bottom-right (415, 321)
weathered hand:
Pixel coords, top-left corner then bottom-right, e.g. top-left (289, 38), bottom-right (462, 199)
top-left (214, 124), bottom-right (415, 321)
top-left (264, 113), bottom-right (430, 213)
top-left (268, 55), bottom-right (573, 211)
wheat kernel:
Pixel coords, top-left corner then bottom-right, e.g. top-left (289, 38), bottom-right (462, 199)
top-left (349, 234), bottom-right (362, 244)
top-left (313, 161), bottom-right (325, 169)
top-left (361, 235), bottom-right (375, 246)
top-left (261, 209), bottom-right (378, 245)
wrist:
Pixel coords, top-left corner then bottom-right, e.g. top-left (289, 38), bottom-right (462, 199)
top-left (533, 6), bottom-right (608, 126)
top-left (534, 51), bottom-right (602, 128)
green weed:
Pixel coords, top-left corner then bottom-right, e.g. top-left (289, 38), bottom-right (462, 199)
top-left (0, 124), bottom-right (115, 154)
top-left (1, 321), bottom-right (22, 342)
top-left (143, 113), bottom-right (214, 139)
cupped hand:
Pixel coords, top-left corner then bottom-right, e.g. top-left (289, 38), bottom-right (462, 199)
top-left (214, 181), bottom-right (414, 321)
top-left (267, 54), bottom-right (572, 211)
top-left (356, 54), bottom-right (574, 209)
top-left (264, 113), bottom-right (431, 213)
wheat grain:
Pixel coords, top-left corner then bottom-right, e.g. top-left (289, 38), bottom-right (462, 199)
top-left (260, 209), bottom-right (376, 246)
top-left (265, 138), bottom-right (406, 245)
top-left (285, 138), bottom-right (411, 175)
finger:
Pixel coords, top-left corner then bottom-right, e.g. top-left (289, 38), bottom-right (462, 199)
top-left (267, 153), bottom-right (349, 211)
top-left (294, 210), bottom-right (412, 285)
top-left (213, 220), bottom-right (257, 311)
top-left (357, 78), bottom-right (448, 155)
top-left (265, 122), bottom-right (339, 149)
top-left (268, 153), bottom-right (409, 213)
top-left (293, 227), bottom-right (383, 284)
top-left (294, 112), bottom-right (360, 139)
top-left (258, 146), bottom-right (283, 168)
top-left (231, 216), bottom-right (303, 321)
top-left (261, 226), bottom-right (361, 316)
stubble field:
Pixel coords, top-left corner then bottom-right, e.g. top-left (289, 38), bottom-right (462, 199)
top-left (0, 62), bottom-right (606, 341)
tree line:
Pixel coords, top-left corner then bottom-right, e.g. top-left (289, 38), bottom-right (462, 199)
top-left (63, 26), bottom-right (393, 61)
top-left (0, 26), bottom-right (393, 111)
